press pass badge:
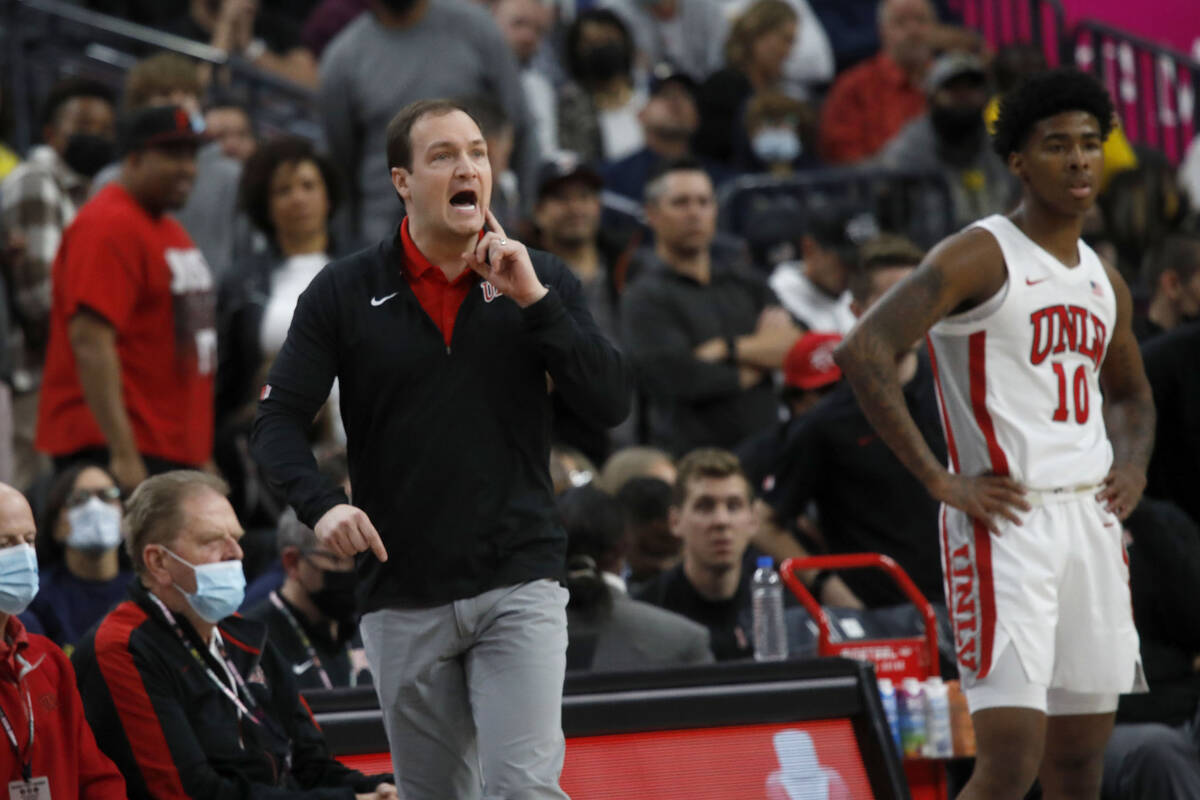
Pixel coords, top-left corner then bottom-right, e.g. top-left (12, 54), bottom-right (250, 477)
top-left (8, 776), bottom-right (50, 800)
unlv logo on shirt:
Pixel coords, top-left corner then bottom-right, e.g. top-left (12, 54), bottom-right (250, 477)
top-left (1028, 304), bottom-right (1107, 369)
top-left (480, 281), bottom-right (503, 303)
top-left (165, 248), bottom-right (217, 375)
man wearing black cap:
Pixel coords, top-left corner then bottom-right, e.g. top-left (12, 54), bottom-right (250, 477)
top-left (876, 52), bottom-right (1018, 227)
top-left (36, 106), bottom-right (215, 491)
top-left (768, 203), bottom-right (878, 333)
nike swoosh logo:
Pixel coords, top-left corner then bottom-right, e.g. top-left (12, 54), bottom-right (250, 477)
top-left (1025, 277), bottom-right (1049, 286)
top-left (292, 659), bottom-right (314, 675)
top-left (370, 292), bottom-right (399, 307)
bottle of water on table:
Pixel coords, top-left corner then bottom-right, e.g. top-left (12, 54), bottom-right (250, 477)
top-left (752, 556), bottom-right (788, 661)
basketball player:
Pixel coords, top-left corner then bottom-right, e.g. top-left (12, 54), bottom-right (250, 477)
top-left (835, 68), bottom-right (1155, 799)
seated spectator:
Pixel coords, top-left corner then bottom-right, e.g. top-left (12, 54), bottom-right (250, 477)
top-left (1136, 229), bottom-right (1200, 341)
top-left (694, 0), bottom-right (799, 165)
top-left (740, 89), bottom-right (819, 176)
top-left (818, 0), bottom-right (935, 164)
top-left (244, 509), bottom-right (366, 689)
top-left (599, 0), bottom-right (727, 82)
top-left (93, 52), bottom-right (246, 282)
top-left (203, 96), bottom-right (257, 163)
top-left (72, 471), bottom-right (396, 799)
top-left (0, 482), bottom-right (126, 798)
top-left (768, 204), bottom-right (878, 333)
top-left (634, 448), bottom-right (759, 660)
top-left (876, 52), bottom-right (1018, 229)
top-left (557, 10), bottom-right (647, 164)
top-left (492, 0), bottom-right (558, 157)
top-left (616, 475), bottom-right (681, 594)
top-left (603, 69), bottom-right (729, 205)
top-left (596, 445), bottom-right (677, 494)
top-left (216, 136), bottom-right (344, 524)
top-left (724, 0), bottom-right (834, 100)
top-left (736, 330), bottom-right (842, 494)
top-left (1142, 318), bottom-right (1200, 527)
top-left (1, 78), bottom-right (117, 492)
top-left (621, 159), bottom-right (799, 454)
top-left (37, 106), bottom-right (216, 492)
top-left (163, 0), bottom-right (319, 88)
top-left (1103, 498), bottom-right (1200, 798)
top-left (985, 44), bottom-right (1137, 192)
top-left (559, 485), bottom-right (713, 671)
top-left (762, 234), bottom-right (946, 610)
top-left (1101, 156), bottom-right (1191, 282)
top-left (27, 465), bottom-right (132, 651)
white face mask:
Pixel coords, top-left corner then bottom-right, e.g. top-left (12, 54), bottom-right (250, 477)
top-left (66, 496), bottom-right (123, 553)
top-left (751, 127), bottom-right (802, 165)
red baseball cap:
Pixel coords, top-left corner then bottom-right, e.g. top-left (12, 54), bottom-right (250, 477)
top-left (783, 332), bottom-right (843, 390)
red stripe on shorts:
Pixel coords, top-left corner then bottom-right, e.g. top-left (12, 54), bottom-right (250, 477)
top-left (972, 518), bottom-right (997, 679)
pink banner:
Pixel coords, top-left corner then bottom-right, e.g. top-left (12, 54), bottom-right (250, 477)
top-left (1061, 0), bottom-right (1200, 58)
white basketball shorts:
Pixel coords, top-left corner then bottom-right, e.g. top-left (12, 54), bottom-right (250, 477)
top-left (939, 484), bottom-right (1147, 715)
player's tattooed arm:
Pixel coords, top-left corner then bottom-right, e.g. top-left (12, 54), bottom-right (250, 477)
top-left (836, 229), bottom-right (1029, 533)
top-left (1098, 262), bottom-right (1155, 518)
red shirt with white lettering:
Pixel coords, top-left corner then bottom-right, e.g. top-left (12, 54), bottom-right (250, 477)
top-left (36, 183), bottom-right (216, 466)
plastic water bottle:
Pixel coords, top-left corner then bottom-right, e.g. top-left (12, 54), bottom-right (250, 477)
top-left (877, 678), bottom-right (902, 753)
top-left (898, 677), bottom-right (927, 757)
top-left (923, 677), bottom-right (953, 757)
top-left (752, 557), bottom-right (788, 661)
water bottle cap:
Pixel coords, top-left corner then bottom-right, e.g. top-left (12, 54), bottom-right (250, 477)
top-left (757, 556), bottom-right (773, 569)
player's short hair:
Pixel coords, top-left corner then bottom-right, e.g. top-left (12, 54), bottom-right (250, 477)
top-left (849, 233), bottom-right (926, 306)
top-left (1143, 228), bottom-right (1200, 288)
top-left (992, 67), bottom-right (1114, 158)
top-left (386, 98), bottom-right (474, 171)
top-left (672, 448), bottom-right (750, 507)
top-left (39, 77), bottom-right (115, 131)
top-left (124, 471), bottom-right (230, 575)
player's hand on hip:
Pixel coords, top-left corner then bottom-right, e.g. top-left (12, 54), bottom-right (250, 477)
top-left (1097, 463), bottom-right (1146, 520)
top-left (373, 784), bottom-right (399, 800)
top-left (931, 472), bottom-right (1030, 535)
top-left (314, 503), bottom-right (388, 562)
top-left (464, 208), bottom-right (548, 308)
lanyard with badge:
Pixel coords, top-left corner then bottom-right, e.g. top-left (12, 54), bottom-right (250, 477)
top-left (1, 662), bottom-right (48, 800)
top-left (146, 593), bottom-right (293, 778)
top-left (268, 591), bottom-right (334, 690)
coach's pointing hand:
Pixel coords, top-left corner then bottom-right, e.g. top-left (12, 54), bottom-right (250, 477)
top-left (315, 504), bottom-right (388, 562)
top-left (464, 209), bottom-right (548, 308)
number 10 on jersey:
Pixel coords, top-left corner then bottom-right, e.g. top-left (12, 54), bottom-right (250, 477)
top-left (1051, 362), bottom-right (1089, 423)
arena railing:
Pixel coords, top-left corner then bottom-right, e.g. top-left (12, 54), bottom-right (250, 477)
top-left (0, 0), bottom-right (320, 154)
top-left (717, 167), bottom-right (957, 267)
top-left (948, 0), bottom-right (1072, 66)
top-left (1071, 19), bottom-right (1199, 165)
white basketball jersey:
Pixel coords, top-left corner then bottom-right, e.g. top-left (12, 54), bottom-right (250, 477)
top-left (927, 215), bottom-right (1116, 488)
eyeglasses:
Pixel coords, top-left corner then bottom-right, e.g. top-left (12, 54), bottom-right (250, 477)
top-left (66, 486), bottom-right (122, 508)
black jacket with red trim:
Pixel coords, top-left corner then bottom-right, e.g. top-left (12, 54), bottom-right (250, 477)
top-left (71, 579), bottom-right (389, 800)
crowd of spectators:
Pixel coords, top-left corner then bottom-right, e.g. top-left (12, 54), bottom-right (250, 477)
top-left (0, 0), bottom-right (1198, 796)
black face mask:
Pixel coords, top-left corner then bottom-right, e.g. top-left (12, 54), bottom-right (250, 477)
top-left (62, 133), bottom-right (115, 179)
top-left (310, 566), bottom-right (358, 623)
top-left (930, 105), bottom-right (986, 143)
top-left (578, 43), bottom-right (629, 84)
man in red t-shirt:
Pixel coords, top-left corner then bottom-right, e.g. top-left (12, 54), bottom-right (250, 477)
top-left (36, 106), bottom-right (215, 491)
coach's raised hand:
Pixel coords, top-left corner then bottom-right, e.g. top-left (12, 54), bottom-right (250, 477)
top-left (464, 208), bottom-right (548, 308)
top-left (315, 504), bottom-right (388, 562)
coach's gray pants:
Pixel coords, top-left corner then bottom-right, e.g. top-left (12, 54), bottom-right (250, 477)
top-left (361, 579), bottom-right (571, 800)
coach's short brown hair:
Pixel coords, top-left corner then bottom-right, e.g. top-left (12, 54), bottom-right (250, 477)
top-left (672, 448), bottom-right (750, 507)
top-left (386, 98), bottom-right (474, 171)
top-left (124, 471), bottom-right (230, 575)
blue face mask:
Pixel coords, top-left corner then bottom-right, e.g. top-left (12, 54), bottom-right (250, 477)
top-left (164, 549), bottom-right (245, 623)
top-left (0, 544), bottom-right (39, 615)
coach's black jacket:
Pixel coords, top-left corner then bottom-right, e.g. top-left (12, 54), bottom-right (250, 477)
top-left (252, 235), bottom-right (632, 611)
top-left (72, 580), bottom-right (388, 800)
